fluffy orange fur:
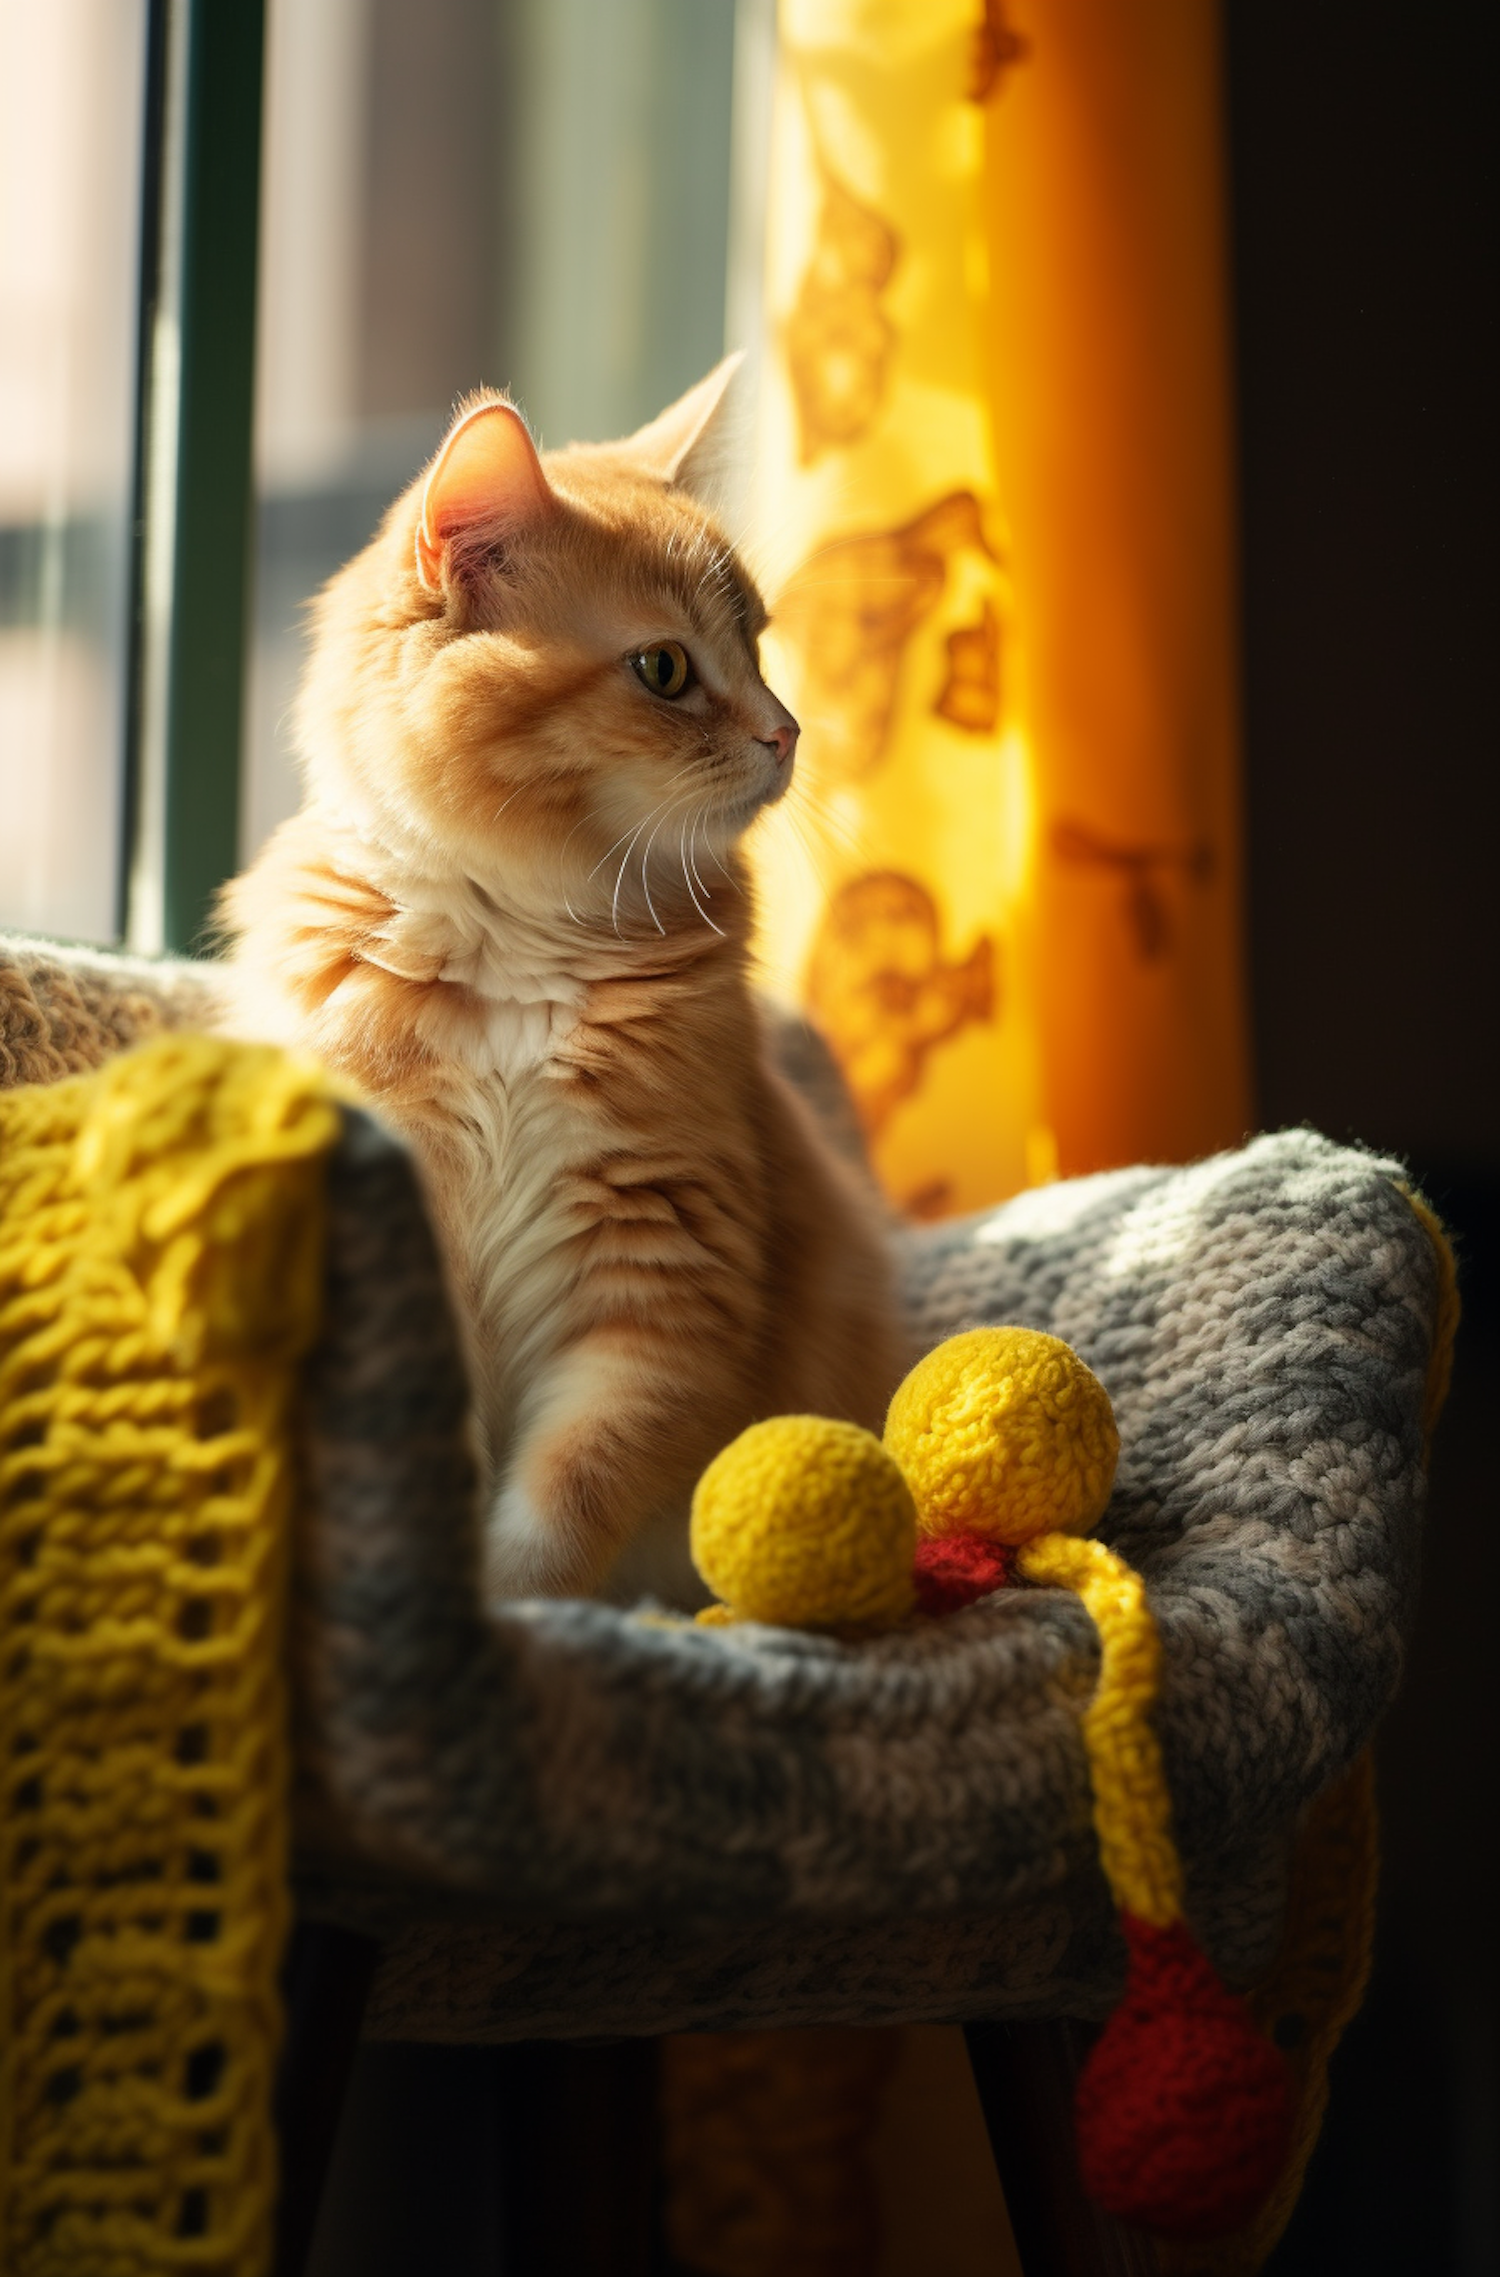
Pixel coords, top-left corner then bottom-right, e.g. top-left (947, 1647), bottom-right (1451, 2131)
top-left (220, 363), bottom-right (902, 1605)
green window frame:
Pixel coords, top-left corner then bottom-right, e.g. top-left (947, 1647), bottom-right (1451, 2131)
top-left (125, 0), bottom-right (266, 956)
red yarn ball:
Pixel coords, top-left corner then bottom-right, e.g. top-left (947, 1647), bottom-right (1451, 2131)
top-left (912, 1530), bottom-right (1014, 1616)
top-left (1075, 1915), bottom-right (1295, 2239)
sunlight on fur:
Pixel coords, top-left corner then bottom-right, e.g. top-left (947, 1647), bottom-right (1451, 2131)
top-left (219, 360), bottom-right (901, 1606)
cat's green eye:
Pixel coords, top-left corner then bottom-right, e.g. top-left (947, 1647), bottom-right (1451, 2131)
top-left (630, 641), bottom-right (692, 700)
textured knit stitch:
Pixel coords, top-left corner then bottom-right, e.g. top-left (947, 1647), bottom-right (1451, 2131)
top-left (0, 934), bottom-right (220, 1090)
top-left (279, 1122), bottom-right (1444, 2043)
top-left (692, 1417), bottom-right (916, 1630)
top-left (0, 942), bottom-right (1447, 2082)
top-left (886, 1326), bottom-right (1118, 1544)
top-left (0, 1035), bottom-right (339, 2276)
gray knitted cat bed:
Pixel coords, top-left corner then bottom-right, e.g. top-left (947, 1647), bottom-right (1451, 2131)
top-left (0, 934), bottom-right (1447, 2062)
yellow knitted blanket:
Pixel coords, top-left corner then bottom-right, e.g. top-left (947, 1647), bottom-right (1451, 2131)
top-left (0, 1036), bottom-right (340, 2276)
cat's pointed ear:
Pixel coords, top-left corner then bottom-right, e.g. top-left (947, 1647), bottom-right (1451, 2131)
top-left (624, 352), bottom-right (745, 511)
top-left (416, 400), bottom-right (556, 591)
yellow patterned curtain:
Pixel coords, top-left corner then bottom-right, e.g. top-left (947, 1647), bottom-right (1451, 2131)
top-left (750, 0), bottom-right (1249, 1215)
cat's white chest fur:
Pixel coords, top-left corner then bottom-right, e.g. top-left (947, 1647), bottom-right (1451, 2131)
top-left (444, 965), bottom-right (581, 1082)
top-left (406, 906), bottom-right (602, 1447)
top-left (365, 880), bottom-right (586, 1085)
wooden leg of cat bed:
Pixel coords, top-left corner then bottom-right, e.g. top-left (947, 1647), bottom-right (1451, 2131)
top-left (273, 1923), bottom-right (382, 2277)
top-left (963, 2021), bottom-right (1162, 2277)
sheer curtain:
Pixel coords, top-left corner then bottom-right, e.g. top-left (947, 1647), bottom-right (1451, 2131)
top-left (748, 0), bottom-right (1248, 1210)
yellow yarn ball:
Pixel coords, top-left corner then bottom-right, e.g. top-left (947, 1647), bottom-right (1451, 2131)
top-left (691, 1416), bottom-right (917, 1631)
top-left (884, 1326), bottom-right (1118, 1545)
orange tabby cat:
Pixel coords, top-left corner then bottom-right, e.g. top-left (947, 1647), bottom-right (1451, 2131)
top-left (220, 360), bottom-right (901, 1606)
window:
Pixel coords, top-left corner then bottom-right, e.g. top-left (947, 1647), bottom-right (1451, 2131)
top-left (0, 0), bottom-right (148, 943)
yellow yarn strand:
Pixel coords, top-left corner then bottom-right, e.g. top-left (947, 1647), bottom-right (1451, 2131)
top-left (1016, 1531), bottom-right (1183, 1928)
top-left (0, 1035), bottom-right (340, 2276)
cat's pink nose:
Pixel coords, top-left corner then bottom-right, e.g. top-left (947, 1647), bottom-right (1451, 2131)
top-left (760, 719), bottom-right (799, 767)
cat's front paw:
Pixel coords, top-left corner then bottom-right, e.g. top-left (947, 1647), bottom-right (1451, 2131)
top-left (482, 1477), bottom-right (604, 1604)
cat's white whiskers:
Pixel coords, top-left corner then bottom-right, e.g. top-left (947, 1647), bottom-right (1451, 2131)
top-left (589, 768), bottom-right (695, 885)
top-left (593, 817), bottom-right (647, 883)
top-left (609, 800), bottom-right (672, 930)
top-left (611, 839), bottom-right (643, 933)
top-left (700, 812), bottom-right (743, 891)
top-left (639, 788), bottom-right (701, 934)
top-left (604, 781), bottom-right (697, 934)
top-left (641, 847), bottom-right (666, 935)
top-left (556, 810), bottom-right (596, 922)
top-left (679, 806), bottom-right (724, 935)
top-left (686, 807), bottom-right (713, 904)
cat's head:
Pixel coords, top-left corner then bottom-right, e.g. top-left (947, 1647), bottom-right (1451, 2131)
top-left (298, 357), bottom-right (796, 930)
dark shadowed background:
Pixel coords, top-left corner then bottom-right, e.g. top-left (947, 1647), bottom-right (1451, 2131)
top-left (1227, 4), bottom-right (1496, 2268)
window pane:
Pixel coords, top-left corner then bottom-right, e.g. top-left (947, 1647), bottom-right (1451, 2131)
top-left (0, 0), bottom-right (146, 943)
top-left (507, 0), bottom-right (736, 450)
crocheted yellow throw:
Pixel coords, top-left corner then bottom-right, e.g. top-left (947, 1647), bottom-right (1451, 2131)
top-left (0, 1035), bottom-right (341, 2276)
